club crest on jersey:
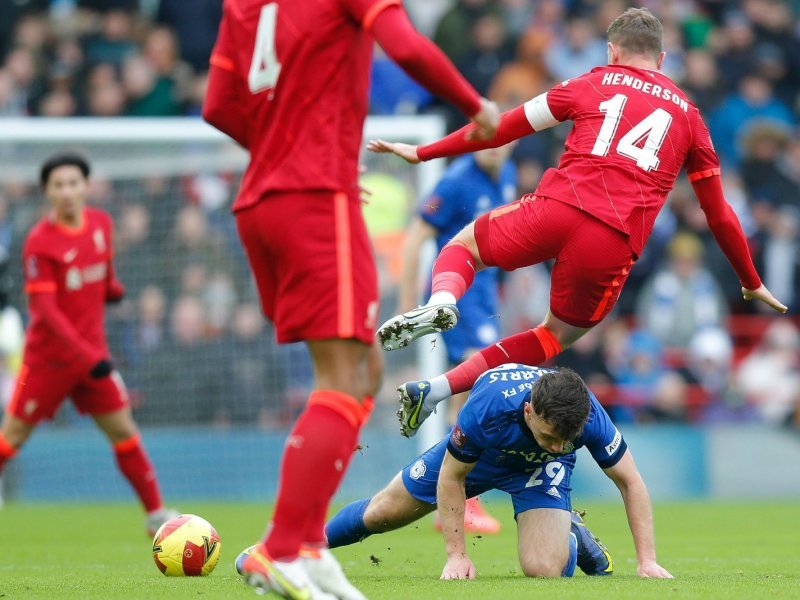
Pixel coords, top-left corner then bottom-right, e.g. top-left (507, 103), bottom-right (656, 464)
top-left (409, 459), bottom-right (426, 480)
top-left (66, 266), bottom-right (82, 290)
top-left (93, 228), bottom-right (106, 254)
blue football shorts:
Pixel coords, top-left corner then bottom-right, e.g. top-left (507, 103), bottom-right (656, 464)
top-left (401, 439), bottom-right (572, 517)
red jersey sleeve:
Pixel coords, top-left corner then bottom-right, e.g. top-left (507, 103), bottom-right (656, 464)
top-left (684, 108), bottom-right (721, 183)
top-left (209, 0), bottom-right (241, 74)
top-left (23, 242), bottom-right (57, 294)
top-left (104, 219), bottom-right (125, 303)
top-left (340, 0), bottom-right (401, 29)
top-left (543, 77), bottom-right (583, 122)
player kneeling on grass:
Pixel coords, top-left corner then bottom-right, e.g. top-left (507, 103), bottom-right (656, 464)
top-left (325, 365), bottom-right (673, 580)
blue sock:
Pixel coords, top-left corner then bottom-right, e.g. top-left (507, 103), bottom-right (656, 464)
top-left (325, 498), bottom-right (372, 548)
top-left (562, 531), bottom-right (578, 577)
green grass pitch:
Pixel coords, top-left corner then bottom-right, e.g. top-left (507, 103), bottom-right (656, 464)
top-left (2, 501), bottom-right (798, 599)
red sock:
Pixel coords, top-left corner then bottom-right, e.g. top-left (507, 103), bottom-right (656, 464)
top-left (445, 326), bottom-right (562, 394)
top-left (265, 390), bottom-right (364, 560)
top-left (0, 433), bottom-right (17, 474)
top-left (113, 434), bottom-right (162, 512)
top-left (431, 242), bottom-right (476, 301)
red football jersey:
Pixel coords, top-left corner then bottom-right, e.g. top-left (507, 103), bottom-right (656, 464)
top-left (210, 0), bottom-right (401, 212)
top-left (527, 64), bottom-right (719, 255)
top-left (22, 207), bottom-right (115, 368)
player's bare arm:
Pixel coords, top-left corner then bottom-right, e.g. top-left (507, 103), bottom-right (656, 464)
top-left (398, 217), bottom-right (438, 312)
top-left (437, 450), bottom-right (477, 580)
top-left (603, 450), bottom-right (673, 579)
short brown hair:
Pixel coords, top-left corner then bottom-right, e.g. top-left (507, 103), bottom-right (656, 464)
top-left (607, 7), bottom-right (663, 58)
top-left (529, 368), bottom-right (591, 441)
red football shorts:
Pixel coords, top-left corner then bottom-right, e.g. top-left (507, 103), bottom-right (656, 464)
top-left (236, 190), bottom-right (379, 345)
top-left (474, 195), bottom-right (635, 328)
top-left (7, 363), bottom-right (129, 425)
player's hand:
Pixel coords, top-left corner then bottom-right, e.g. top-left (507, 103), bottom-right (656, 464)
top-left (637, 560), bottom-right (674, 579)
top-left (440, 554), bottom-right (476, 580)
top-left (358, 164), bottom-right (372, 204)
top-left (90, 359), bottom-right (114, 379)
top-left (467, 97), bottom-right (500, 141)
top-left (742, 284), bottom-right (788, 314)
top-left (106, 279), bottom-right (126, 303)
top-left (366, 139), bottom-right (420, 164)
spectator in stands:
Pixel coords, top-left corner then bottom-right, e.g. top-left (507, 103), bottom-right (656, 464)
top-left (611, 330), bottom-right (670, 423)
top-left (636, 232), bottom-right (728, 350)
top-left (740, 124), bottom-right (800, 210)
top-left (433, 0), bottom-right (496, 64)
top-left (544, 16), bottom-right (607, 81)
top-left (223, 303), bottom-right (288, 427)
top-left (83, 9), bottom-right (137, 68)
top-left (680, 49), bottom-right (726, 113)
top-left (756, 205), bottom-right (800, 315)
top-left (737, 320), bottom-right (800, 426)
top-left (708, 72), bottom-right (795, 166)
top-left (155, 0), bottom-right (222, 73)
top-left (457, 14), bottom-right (514, 96)
top-left (137, 295), bottom-right (224, 425)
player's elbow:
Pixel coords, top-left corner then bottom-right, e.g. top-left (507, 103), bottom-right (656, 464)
top-left (384, 44), bottom-right (422, 72)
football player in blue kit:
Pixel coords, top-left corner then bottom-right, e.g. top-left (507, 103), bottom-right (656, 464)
top-left (397, 145), bottom-right (516, 533)
top-left (325, 365), bottom-right (673, 580)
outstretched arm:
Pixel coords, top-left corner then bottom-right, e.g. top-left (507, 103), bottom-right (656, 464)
top-left (437, 450), bottom-right (478, 580)
top-left (691, 175), bottom-right (787, 314)
top-left (368, 104), bottom-right (534, 163)
top-left (370, 6), bottom-right (497, 138)
top-left (604, 450), bottom-right (673, 579)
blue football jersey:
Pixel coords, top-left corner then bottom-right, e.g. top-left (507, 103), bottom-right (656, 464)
top-left (447, 364), bottom-right (627, 472)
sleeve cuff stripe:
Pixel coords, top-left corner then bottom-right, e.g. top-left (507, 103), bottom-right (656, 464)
top-left (596, 439), bottom-right (628, 469)
top-left (363, 0), bottom-right (402, 31)
top-left (687, 167), bottom-right (720, 182)
top-left (25, 282), bottom-right (57, 293)
top-left (523, 92), bottom-right (559, 131)
top-left (210, 53), bottom-right (236, 73)
top-left (446, 442), bottom-right (480, 463)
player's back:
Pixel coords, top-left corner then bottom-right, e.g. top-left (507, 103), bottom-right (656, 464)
top-left (215, 0), bottom-right (384, 211)
top-left (537, 64), bottom-right (715, 254)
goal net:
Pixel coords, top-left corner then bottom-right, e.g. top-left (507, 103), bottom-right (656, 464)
top-left (0, 116), bottom-right (449, 503)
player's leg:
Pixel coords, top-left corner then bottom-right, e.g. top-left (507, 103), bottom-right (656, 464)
top-left (377, 220), bottom-right (487, 351)
top-left (0, 414), bottom-right (35, 473)
top-left (326, 471), bottom-right (436, 547)
top-left (516, 508), bottom-right (575, 577)
top-left (236, 193), bottom-right (377, 599)
top-left (0, 363), bottom-right (77, 472)
top-left (78, 372), bottom-right (172, 533)
top-left (399, 203), bottom-right (635, 433)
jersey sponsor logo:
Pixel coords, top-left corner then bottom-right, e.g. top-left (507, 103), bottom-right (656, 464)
top-left (546, 486), bottom-right (561, 499)
top-left (503, 448), bottom-right (559, 464)
top-left (409, 459), bottom-right (426, 480)
top-left (65, 262), bottom-right (108, 291)
top-left (605, 428), bottom-right (622, 456)
top-left (451, 425), bottom-right (468, 450)
top-left (63, 248), bottom-right (78, 263)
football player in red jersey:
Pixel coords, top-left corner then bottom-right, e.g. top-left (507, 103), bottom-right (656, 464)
top-left (202, 0), bottom-right (499, 597)
top-left (0, 154), bottom-right (177, 536)
top-left (369, 8), bottom-right (788, 437)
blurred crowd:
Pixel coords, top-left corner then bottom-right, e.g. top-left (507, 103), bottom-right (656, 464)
top-left (0, 0), bottom-right (798, 429)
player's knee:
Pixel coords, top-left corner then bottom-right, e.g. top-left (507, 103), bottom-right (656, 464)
top-left (520, 555), bottom-right (565, 578)
top-left (362, 496), bottom-right (395, 532)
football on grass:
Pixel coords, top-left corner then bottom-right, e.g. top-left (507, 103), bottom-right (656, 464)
top-left (152, 514), bottom-right (221, 576)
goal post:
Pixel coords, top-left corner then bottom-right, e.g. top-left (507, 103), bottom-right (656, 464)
top-left (0, 115), bottom-right (449, 503)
